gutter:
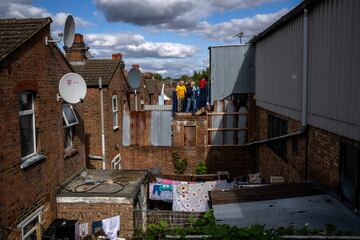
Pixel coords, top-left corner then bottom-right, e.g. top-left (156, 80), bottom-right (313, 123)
top-left (245, 127), bottom-right (305, 146)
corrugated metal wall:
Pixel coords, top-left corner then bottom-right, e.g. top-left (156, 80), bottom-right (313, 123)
top-left (122, 110), bottom-right (172, 146)
top-left (255, 14), bottom-right (303, 121)
top-left (307, 0), bottom-right (360, 141)
top-left (255, 0), bottom-right (360, 141)
top-left (210, 45), bottom-right (255, 104)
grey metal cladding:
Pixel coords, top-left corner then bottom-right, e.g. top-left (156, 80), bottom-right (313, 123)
top-left (255, 14), bottom-right (303, 121)
top-left (210, 45), bottom-right (255, 104)
top-left (255, 0), bottom-right (360, 141)
top-left (307, 0), bottom-right (360, 141)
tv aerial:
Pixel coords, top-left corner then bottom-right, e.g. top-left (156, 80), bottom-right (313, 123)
top-left (45, 15), bottom-right (75, 48)
top-left (233, 30), bottom-right (244, 44)
top-left (128, 67), bottom-right (141, 89)
top-left (58, 73), bottom-right (87, 104)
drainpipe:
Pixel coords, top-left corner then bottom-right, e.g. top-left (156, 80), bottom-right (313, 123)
top-left (99, 77), bottom-right (106, 170)
top-left (135, 89), bottom-right (138, 111)
top-left (302, 9), bottom-right (309, 127)
top-left (302, 9), bottom-right (309, 180)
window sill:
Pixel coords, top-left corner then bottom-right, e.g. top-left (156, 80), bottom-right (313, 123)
top-left (113, 126), bottom-right (119, 131)
top-left (21, 154), bottom-right (46, 169)
top-left (64, 147), bottom-right (78, 159)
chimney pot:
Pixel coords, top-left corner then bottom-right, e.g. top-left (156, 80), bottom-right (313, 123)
top-left (132, 64), bottom-right (140, 69)
top-left (74, 34), bottom-right (84, 44)
top-left (112, 53), bottom-right (123, 60)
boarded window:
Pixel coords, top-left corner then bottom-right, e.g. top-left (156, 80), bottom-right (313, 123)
top-left (184, 126), bottom-right (196, 146)
top-left (267, 114), bottom-right (288, 159)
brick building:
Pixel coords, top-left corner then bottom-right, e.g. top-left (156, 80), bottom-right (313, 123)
top-left (65, 35), bottom-right (130, 170)
top-left (0, 18), bottom-right (86, 239)
top-left (251, 0), bottom-right (360, 209)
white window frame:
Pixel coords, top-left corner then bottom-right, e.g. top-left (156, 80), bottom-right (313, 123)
top-left (111, 154), bottom-right (121, 170)
top-left (17, 206), bottom-right (43, 240)
top-left (62, 104), bottom-right (79, 127)
top-left (19, 92), bottom-right (36, 160)
top-left (112, 95), bottom-right (119, 130)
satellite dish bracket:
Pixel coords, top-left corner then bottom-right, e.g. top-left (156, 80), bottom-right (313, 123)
top-left (45, 35), bottom-right (62, 45)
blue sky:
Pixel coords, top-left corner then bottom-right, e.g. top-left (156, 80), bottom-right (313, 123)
top-left (1, 0), bottom-right (301, 77)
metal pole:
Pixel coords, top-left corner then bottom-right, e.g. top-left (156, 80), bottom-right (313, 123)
top-left (302, 9), bottom-right (309, 127)
top-left (99, 77), bottom-right (106, 170)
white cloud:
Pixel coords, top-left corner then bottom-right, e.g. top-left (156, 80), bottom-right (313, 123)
top-left (0, 1), bottom-right (93, 33)
top-left (195, 8), bottom-right (289, 42)
top-left (93, 0), bottom-right (284, 31)
top-left (84, 33), bottom-right (197, 58)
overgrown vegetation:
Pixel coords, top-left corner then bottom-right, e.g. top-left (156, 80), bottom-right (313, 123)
top-left (172, 151), bottom-right (188, 174)
top-left (143, 210), bottom-right (353, 240)
top-left (194, 162), bottom-right (207, 175)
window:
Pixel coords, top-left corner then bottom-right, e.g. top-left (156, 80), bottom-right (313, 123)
top-left (19, 92), bottom-right (36, 159)
top-left (267, 114), bottom-right (288, 159)
top-left (112, 95), bottom-right (119, 129)
top-left (62, 104), bottom-right (78, 149)
top-left (17, 207), bottom-right (42, 240)
top-left (62, 104), bottom-right (79, 127)
top-left (111, 154), bottom-right (121, 169)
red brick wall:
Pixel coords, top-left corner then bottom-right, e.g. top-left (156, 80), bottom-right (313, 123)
top-left (0, 25), bottom-right (86, 239)
top-left (121, 145), bottom-right (255, 176)
top-left (57, 203), bottom-right (134, 239)
top-left (257, 107), bottom-right (359, 192)
top-left (82, 65), bottom-right (129, 170)
top-left (257, 107), bottom-right (306, 183)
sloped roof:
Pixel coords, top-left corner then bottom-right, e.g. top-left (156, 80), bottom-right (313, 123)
top-left (72, 59), bottom-right (121, 87)
top-left (0, 18), bottom-right (51, 62)
top-left (144, 79), bottom-right (158, 95)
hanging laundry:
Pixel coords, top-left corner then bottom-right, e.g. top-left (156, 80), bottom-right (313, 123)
top-left (149, 183), bottom-right (173, 200)
top-left (173, 181), bottom-right (216, 212)
top-left (102, 215), bottom-right (120, 240)
top-left (172, 180), bottom-right (235, 212)
top-left (156, 177), bottom-right (189, 185)
top-left (79, 223), bottom-right (89, 236)
top-left (92, 220), bottom-right (102, 234)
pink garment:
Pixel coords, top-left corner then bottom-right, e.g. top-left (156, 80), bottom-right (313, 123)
top-left (156, 177), bottom-right (189, 185)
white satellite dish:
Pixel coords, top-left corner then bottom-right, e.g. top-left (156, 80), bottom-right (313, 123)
top-left (59, 73), bottom-right (87, 104)
top-left (45, 15), bottom-right (75, 48)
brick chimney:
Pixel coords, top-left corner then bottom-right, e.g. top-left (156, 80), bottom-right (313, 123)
top-left (112, 53), bottom-right (122, 60)
top-left (64, 33), bottom-right (89, 63)
top-left (132, 64), bottom-right (140, 69)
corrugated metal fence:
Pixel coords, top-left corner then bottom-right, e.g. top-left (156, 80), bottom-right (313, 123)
top-left (122, 110), bottom-right (172, 146)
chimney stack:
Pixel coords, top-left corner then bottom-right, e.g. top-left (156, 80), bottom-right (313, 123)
top-left (64, 33), bottom-right (89, 63)
top-left (132, 64), bottom-right (140, 70)
top-left (112, 53), bottom-right (122, 60)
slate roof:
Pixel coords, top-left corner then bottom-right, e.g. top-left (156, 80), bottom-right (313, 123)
top-left (72, 59), bottom-right (122, 87)
top-left (144, 79), bottom-right (158, 95)
top-left (0, 18), bottom-right (51, 62)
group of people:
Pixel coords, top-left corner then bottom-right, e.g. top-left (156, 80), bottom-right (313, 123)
top-left (175, 77), bottom-right (207, 114)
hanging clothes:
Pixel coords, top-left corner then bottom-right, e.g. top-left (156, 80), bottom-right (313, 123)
top-left (101, 216), bottom-right (120, 240)
top-left (79, 223), bottom-right (89, 237)
top-left (92, 220), bottom-right (102, 234)
top-left (172, 180), bottom-right (235, 212)
top-left (149, 183), bottom-right (173, 201)
top-left (156, 177), bottom-right (189, 185)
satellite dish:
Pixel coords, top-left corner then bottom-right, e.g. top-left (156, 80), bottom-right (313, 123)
top-left (45, 14), bottom-right (75, 48)
top-left (59, 73), bottom-right (87, 104)
top-left (128, 68), bottom-right (141, 89)
top-left (63, 15), bottom-right (75, 48)
top-left (84, 49), bottom-right (92, 59)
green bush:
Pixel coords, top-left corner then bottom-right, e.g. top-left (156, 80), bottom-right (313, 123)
top-left (172, 151), bottom-right (188, 174)
top-left (194, 162), bottom-right (207, 175)
top-left (144, 210), bottom-right (352, 240)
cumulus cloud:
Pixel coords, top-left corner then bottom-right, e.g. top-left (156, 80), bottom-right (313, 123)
top-left (84, 33), bottom-right (197, 59)
top-left (93, 0), bottom-right (284, 31)
top-left (125, 58), bottom-right (206, 77)
top-left (195, 8), bottom-right (289, 42)
top-left (0, 0), bottom-right (93, 32)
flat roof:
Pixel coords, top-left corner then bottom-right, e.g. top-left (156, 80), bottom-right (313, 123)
top-left (211, 183), bottom-right (360, 233)
top-left (57, 170), bottom-right (148, 204)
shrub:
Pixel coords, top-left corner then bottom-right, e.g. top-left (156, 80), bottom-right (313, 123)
top-left (172, 151), bottom-right (188, 174)
top-left (194, 162), bottom-right (207, 175)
